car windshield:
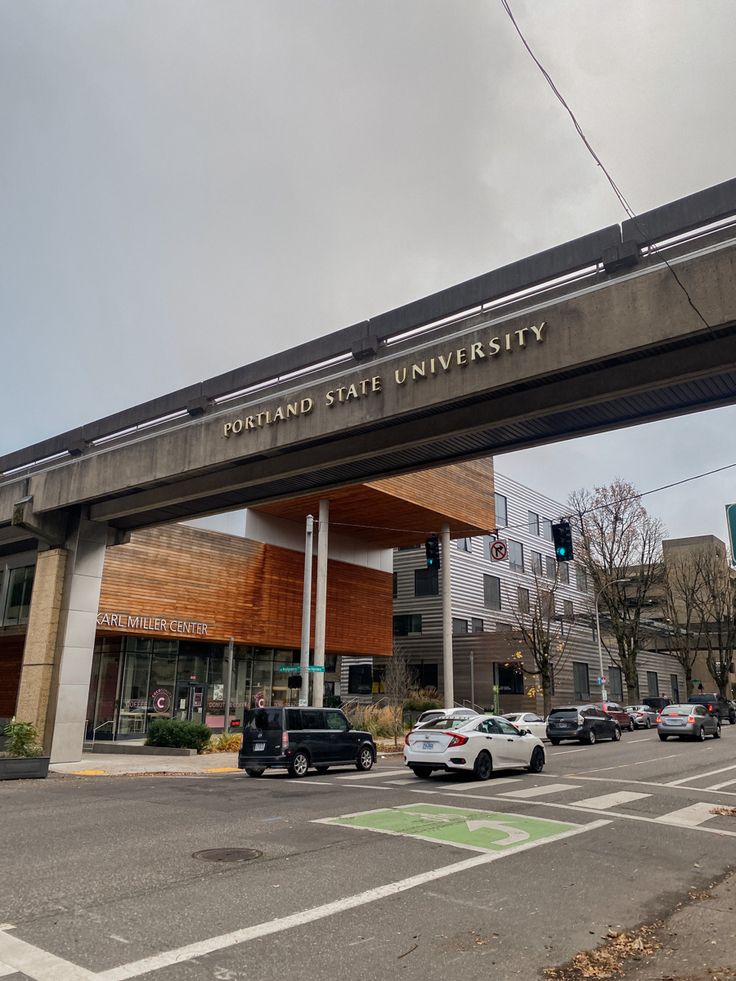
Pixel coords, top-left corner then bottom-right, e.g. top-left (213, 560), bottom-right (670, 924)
top-left (415, 717), bottom-right (470, 731)
top-left (243, 708), bottom-right (282, 730)
top-left (548, 709), bottom-right (580, 719)
top-left (662, 705), bottom-right (693, 716)
top-left (503, 714), bottom-right (522, 722)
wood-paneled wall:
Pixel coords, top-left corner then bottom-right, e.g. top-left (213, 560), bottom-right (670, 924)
top-left (98, 525), bottom-right (393, 656)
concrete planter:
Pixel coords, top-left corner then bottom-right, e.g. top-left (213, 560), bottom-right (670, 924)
top-left (0, 756), bottom-right (50, 780)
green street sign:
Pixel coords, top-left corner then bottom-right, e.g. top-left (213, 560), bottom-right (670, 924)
top-left (277, 666), bottom-right (298, 673)
top-left (308, 666), bottom-right (325, 673)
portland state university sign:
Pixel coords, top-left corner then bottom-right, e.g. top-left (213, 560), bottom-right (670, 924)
top-left (223, 320), bottom-right (548, 437)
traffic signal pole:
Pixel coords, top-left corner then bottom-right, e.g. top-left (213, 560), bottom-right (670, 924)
top-left (441, 522), bottom-right (454, 709)
top-left (312, 499), bottom-right (329, 707)
top-left (299, 514), bottom-right (314, 706)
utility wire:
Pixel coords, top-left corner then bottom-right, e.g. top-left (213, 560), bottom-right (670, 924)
top-left (498, 0), bottom-right (713, 334)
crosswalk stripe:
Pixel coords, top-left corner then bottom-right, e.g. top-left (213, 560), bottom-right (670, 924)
top-left (571, 791), bottom-right (651, 810)
top-left (655, 802), bottom-right (717, 828)
top-left (499, 783), bottom-right (580, 799)
top-left (336, 769), bottom-right (406, 780)
top-left (665, 763), bottom-right (736, 787)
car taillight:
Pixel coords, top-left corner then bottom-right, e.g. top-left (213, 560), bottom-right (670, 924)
top-left (404, 732), bottom-right (411, 746)
top-left (688, 715), bottom-right (696, 724)
top-left (447, 733), bottom-right (469, 748)
top-left (281, 732), bottom-right (289, 751)
top-left (707, 704), bottom-right (713, 712)
top-left (656, 715), bottom-right (662, 723)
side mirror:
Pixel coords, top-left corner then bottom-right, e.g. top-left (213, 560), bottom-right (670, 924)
top-left (522, 728), bottom-right (532, 736)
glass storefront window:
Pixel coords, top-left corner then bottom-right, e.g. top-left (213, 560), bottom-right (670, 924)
top-left (118, 640), bottom-right (151, 736)
top-left (3, 565), bottom-right (35, 626)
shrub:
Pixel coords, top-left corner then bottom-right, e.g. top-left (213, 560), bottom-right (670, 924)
top-left (204, 732), bottom-right (242, 753)
top-left (2, 719), bottom-right (42, 758)
top-left (403, 688), bottom-right (442, 713)
top-left (146, 718), bottom-right (212, 753)
top-left (345, 704), bottom-right (403, 739)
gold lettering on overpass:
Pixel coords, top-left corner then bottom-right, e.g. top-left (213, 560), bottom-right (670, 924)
top-left (223, 321), bottom-right (547, 438)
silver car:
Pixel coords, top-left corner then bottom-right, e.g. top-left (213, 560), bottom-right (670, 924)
top-left (657, 703), bottom-right (721, 741)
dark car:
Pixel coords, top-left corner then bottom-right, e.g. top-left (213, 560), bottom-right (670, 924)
top-left (688, 693), bottom-right (736, 724)
top-left (642, 696), bottom-right (673, 713)
top-left (238, 706), bottom-right (376, 778)
top-left (598, 701), bottom-right (635, 732)
top-left (546, 705), bottom-right (621, 745)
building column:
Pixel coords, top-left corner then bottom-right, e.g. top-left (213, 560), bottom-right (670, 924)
top-left (441, 522), bottom-right (454, 709)
top-left (312, 499), bottom-right (329, 707)
top-left (16, 510), bottom-right (108, 763)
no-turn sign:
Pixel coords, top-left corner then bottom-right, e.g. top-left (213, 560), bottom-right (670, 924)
top-left (490, 540), bottom-right (508, 561)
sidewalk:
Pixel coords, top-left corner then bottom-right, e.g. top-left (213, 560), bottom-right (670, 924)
top-left (50, 752), bottom-right (242, 777)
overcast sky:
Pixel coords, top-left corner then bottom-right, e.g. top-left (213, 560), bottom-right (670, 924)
top-left (2, 1), bottom-right (736, 544)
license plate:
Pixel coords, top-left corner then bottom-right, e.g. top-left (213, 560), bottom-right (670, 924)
top-left (254, 742), bottom-right (266, 751)
top-left (421, 741), bottom-right (435, 751)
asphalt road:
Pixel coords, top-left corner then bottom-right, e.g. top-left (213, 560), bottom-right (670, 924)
top-left (3, 726), bottom-right (736, 980)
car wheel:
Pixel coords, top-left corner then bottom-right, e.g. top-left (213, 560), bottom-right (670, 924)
top-left (410, 765), bottom-right (432, 779)
top-left (288, 751), bottom-right (309, 777)
top-left (612, 726), bottom-right (621, 742)
top-left (658, 734), bottom-right (668, 741)
top-left (730, 715), bottom-right (736, 725)
top-left (550, 738), bottom-right (560, 746)
top-left (713, 724), bottom-right (722, 739)
top-left (473, 751), bottom-right (493, 781)
top-left (528, 747), bottom-right (545, 774)
top-left (356, 746), bottom-right (374, 772)
top-left (315, 766), bottom-right (329, 774)
top-left (645, 718), bottom-right (651, 729)
top-left (696, 726), bottom-right (706, 742)
top-left (585, 729), bottom-right (596, 746)
top-left (245, 767), bottom-right (265, 777)
top-left (628, 721), bottom-right (635, 732)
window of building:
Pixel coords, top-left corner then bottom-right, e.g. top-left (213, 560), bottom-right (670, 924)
top-left (414, 567), bottom-right (439, 597)
top-left (452, 618), bottom-right (468, 634)
top-left (392, 572), bottom-right (398, 598)
top-left (417, 663), bottom-right (438, 689)
top-left (517, 586), bottom-right (530, 614)
top-left (348, 664), bottom-right (373, 695)
top-left (483, 574), bottom-right (501, 610)
top-left (608, 666), bottom-right (623, 701)
top-left (508, 540), bottom-right (524, 573)
top-left (455, 537), bottom-right (472, 552)
top-left (541, 590), bottom-right (555, 619)
top-left (325, 654), bottom-right (338, 673)
top-left (541, 518), bottom-right (553, 542)
top-left (528, 510), bottom-right (540, 536)
top-left (3, 565), bottom-right (35, 626)
top-left (530, 551), bottom-right (543, 576)
top-left (471, 617), bottom-right (484, 633)
top-left (495, 493), bottom-right (508, 528)
top-left (647, 671), bottom-right (659, 696)
top-left (563, 600), bottom-right (574, 622)
top-left (670, 673), bottom-right (680, 702)
top-left (559, 563), bottom-right (570, 585)
top-left (545, 555), bottom-right (556, 578)
top-left (497, 664), bottom-right (524, 694)
top-left (576, 564), bottom-right (588, 592)
top-left (495, 621), bottom-right (513, 631)
top-left (393, 614), bottom-right (422, 636)
top-left (573, 661), bottom-right (591, 701)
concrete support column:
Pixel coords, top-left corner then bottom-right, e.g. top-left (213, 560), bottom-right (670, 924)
top-left (441, 522), bottom-right (454, 709)
top-left (15, 548), bottom-right (68, 745)
top-left (312, 499), bottom-right (329, 708)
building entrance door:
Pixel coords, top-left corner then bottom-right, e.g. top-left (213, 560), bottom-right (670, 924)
top-left (175, 682), bottom-right (205, 723)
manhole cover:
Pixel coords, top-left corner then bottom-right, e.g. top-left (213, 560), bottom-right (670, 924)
top-left (193, 848), bottom-right (262, 863)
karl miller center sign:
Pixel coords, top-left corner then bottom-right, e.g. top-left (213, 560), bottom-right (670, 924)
top-left (223, 320), bottom-right (548, 437)
top-left (97, 611), bottom-right (210, 636)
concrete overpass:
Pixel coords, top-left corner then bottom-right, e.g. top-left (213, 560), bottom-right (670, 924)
top-left (3, 177), bottom-right (736, 760)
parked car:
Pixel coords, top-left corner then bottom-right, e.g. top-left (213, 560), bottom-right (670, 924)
top-left (657, 703), bottom-right (721, 741)
top-left (642, 696), bottom-right (673, 713)
top-left (625, 704), bottom-right (659, 729)
top-left (598, 701), bottom-right (635, 732)
top-left (404, 714), bottom-right (545, 780)
top-left (546, 705), bottom-right (621, 745)
top-left (415, 707), bottom-right (479, 726)
top-left (688, 693), bottom-right (736, 724)
top-left (502, 712), bottom-right (548, 741)
top-left (238, 706), bottom-right (375, 777)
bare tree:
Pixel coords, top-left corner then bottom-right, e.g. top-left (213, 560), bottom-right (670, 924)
top-left (661, 550), bottom-right (706, 697)
top-left (383, 643), bottom-right (415, 746)
top-left (509, 567), bottom-right (574, 717)
top-left (690, 548), bottom-right (736, 698)
top-left (569, 479), bottom-right (664, 703)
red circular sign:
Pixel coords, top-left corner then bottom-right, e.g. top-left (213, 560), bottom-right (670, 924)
top-left (490, 540), bottom-right (508, 561)
top-left (150, 688), bottom-right (172, 713)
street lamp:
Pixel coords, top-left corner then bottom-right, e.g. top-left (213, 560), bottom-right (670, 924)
top-left (595, 578), bottom-right (630, 702)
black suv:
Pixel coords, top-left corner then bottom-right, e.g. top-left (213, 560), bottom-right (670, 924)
top-left (546, 705), bottom-right (621, 745)
top-left (238, 706), bottom-right (376, 777)
top-left (688, 693), bottom-right (736, 725)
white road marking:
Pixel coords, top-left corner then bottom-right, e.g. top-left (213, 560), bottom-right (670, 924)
top-left (704, 776), bottom-right (736, 791)
top-left (0, 961), bottom-right (17, 978)
top-left (336, 769), bottom-right (406, 780)
top-left (0, 929), bottom-right (96, 979)
top-left (572, 791), bottom-right (651, 810)
top-left (577, 755), bottom-right (678, 774)
top-left (664, 763), bottom-right (736, 787)
top-left (500, 783), bottom-right (580, 799)
top-left (95, 821), bottom-right (607, 980)
top-left (549, 748), bottom-right (589, 755)
top-left (655, 802), bottom-right (719, 828)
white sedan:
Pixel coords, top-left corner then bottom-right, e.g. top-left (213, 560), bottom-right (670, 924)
top-left (404, 714), bottom-right (546, 780)
top-left (502, 712), bottom-right (548, 741)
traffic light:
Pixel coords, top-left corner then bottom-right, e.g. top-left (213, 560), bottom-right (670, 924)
top-left (425, 534), bottom-right (441, 571)
top-left (552, 520), bottom-right (574, 562)
top-left (287, 675), bottom-right (303, 689)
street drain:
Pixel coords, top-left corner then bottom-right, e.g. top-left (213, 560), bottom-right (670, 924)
top-left (193, 848), bottom-right (262, 863)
